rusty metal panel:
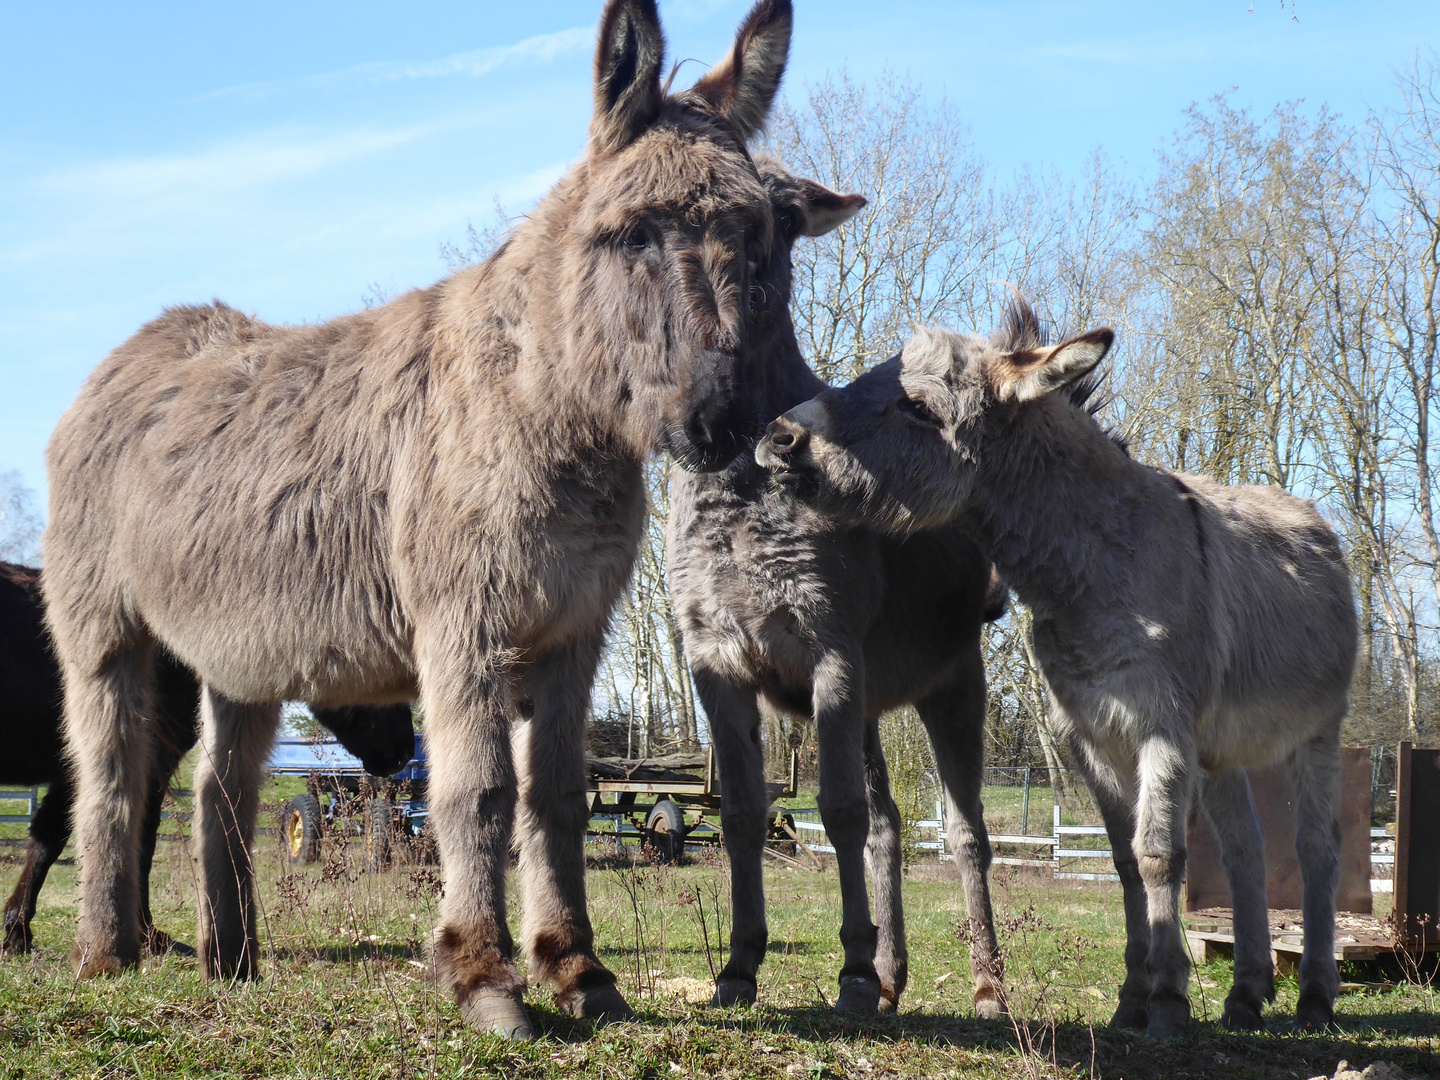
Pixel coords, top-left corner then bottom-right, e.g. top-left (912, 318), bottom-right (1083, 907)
top-left (1395, 742), bottom-right (1440, 946)
top-left (1186, 746), bottom-right (1372, 914)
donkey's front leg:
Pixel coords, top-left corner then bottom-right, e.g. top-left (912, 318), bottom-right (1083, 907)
top-left (813, 650), bottom-right (879, 1014)
top-left (917, 669), bottom-right (1004, 1020)
top-left (1288, 726), bottom-right (1343, 1031)
top-left (1069, 740), bottom-right (1149, 1030)
top-left (861, 719), bottom-right (908, 1011)
top-left (1201, 768), bottom-right (1273, 1030)
top-left (1132, 733), bottom-right (1196, 1038)
top-left (515, 638), bottom-right (630, 1024)
top-left (193, 686), bottom-right (279, 980)
top-left (422, 649), bottom-right (529, 1039)
top-left (691, 668), bottom-right (770, 1007)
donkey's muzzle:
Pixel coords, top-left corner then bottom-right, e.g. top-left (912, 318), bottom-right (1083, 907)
top-left (756, 414), bottom-right (810, 469)
top-left (669, 396), bottom-right (751, 473)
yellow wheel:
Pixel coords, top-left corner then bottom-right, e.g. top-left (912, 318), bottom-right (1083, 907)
top-left (283, 794), bottom-right (322, 864)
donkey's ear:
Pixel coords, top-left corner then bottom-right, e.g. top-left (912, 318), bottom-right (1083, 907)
top-left (994, 328), bottom-right (1114, 403)
top-left (795, 178), bottom-right (867, 237)
top-left (590, 0), bottom-right (666, 154)
top-left (689, 0), bottom-right (792, 142)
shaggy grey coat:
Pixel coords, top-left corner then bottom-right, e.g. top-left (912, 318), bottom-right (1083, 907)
top-left (42, 0), bottom-right (794, 1040)
top-left (668, 159), bottom-right (1006, 1018)
top-left (757, 300), bottom-right (1357, 1037)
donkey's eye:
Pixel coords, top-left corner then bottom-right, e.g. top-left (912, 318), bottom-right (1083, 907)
top-left (896, 395), bottom-right (943, 427)
top-left (777, 210), bottom-right (800, 240)
top-left (621, 225), bottom-right (652, 252)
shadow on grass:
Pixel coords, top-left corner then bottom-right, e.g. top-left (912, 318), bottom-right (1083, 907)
top-left (269, 942), bottom-right (424, 964)
top-left (518, 998), bottom-right (1440, 1076)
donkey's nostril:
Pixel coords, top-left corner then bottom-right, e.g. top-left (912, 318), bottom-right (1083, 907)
top-left (770, 428), bottom-right (796, 452)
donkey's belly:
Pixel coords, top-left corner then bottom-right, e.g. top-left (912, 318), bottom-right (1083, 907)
top-left (117, 502), bottom-right (417, 704)
top-left (141, 584), bottom-right (417, 706)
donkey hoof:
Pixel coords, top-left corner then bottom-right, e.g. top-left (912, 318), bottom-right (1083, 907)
top-left (142, 928), bottom-right (195, 958)
top-left (973, 986), bottom-right (1006, 1021)
top-left (711, 977), bottom-right (757, 1008)
top-left (1295, 990), bottom-right (1336, 1032)
top-left (1144, 995), bottom-right (1190, 1040)
top-left (1109, 999), bottom-right (1148, 1031)
top-left (460, 990), bottom-right (535, 1040)
top-left (0, 929), bottom-right (31, 957)
top-left (559, 983), bottom-right (634, 1025)
top-left (836, 975), bottom-right (882, 1016)
top-left (1220, 999), bottom-right (1266, 1032)
top-left (71, 949), bottom-right (126, 978)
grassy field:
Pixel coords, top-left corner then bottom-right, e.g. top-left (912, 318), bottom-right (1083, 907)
top-left (2, 787), bottom-right (1437, 1080)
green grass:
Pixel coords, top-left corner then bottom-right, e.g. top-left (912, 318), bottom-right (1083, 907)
top-left (2, 789), bottom-right (1436, 1079)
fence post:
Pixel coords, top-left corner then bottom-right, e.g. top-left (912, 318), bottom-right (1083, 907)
top-left (1053, 803), bottom-right (1061, 877)
top-left (936, 797), bottom-right (946, 861)
top-left (1021, 765), bottom-right (1031, 836)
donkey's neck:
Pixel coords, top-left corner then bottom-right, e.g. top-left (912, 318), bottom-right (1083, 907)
top-left (444, 201), bottom-right (654, 466)
top-left (967, 401), bottom-right (1155, 616)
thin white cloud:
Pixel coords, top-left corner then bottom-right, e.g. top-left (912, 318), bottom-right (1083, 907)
top-left (198, 27), bottom-right (590, 102)
top-left (2, 124), bottom-right (437, 267)
top-left (40, 125), bottom-right (432, 202)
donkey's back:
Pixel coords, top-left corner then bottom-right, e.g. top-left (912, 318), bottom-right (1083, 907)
top-left (1180, 473), bottom-right (1356, 771)
top-left (46, 297), bottom-right (431, 703)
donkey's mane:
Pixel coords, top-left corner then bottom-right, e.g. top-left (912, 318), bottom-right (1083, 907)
top-left (994, 295), bottom-right (1128, 456)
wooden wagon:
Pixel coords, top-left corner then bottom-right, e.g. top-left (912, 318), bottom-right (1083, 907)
top-left (270, 735), bottom-right (801, 867)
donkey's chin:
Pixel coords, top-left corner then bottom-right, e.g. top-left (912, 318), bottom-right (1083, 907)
top-left (661, 426), bottom-right (743, 474)
top-left (764, 463), bottom-right (821, 503)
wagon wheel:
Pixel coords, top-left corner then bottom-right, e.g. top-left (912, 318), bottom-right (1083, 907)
top-left (283, 793), bottom-right (322, 864)
top-left (768, 811), bottom-right (798, 858)
top-left (645, 799), bottom-right (686, 865)
top-left (366, 796), bottom-right (393, 871)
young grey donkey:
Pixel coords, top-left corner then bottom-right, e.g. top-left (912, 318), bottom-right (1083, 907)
top-left (42, 0), bottom-right (796, 1040)
top-left (668, 159), bottom-right (1008, 1018)
top-left (755, 298), bottom-right (1356, 1037)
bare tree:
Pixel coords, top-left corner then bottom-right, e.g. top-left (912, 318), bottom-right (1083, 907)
top-left (0, 470), bottom-right (42, 566)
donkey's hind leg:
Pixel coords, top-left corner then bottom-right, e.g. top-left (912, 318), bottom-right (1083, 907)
top-left (691, 668), bottom-right (770, 1007)
top-left (1288, 724), bottom-right (1343, 1030)
top-left (192, 685), bottom-right (279, 980)
top-left (916, 669), bottom-right (1004, 1020)
top-left (65, 647), bottom-right (157, 977)
top-left (1200, 768), bottom-right (1273, 1030)
top-left (515, 637), bottom-right (629, 1024)
top-left (1069, 739), bottom-right (1149, 1031)
top-left (861, 718), bottom-right (908, 1012)
top-left (2, 771), bottom-right (73, 956)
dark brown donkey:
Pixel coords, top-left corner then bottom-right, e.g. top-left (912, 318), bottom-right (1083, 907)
top-left (668, 160), bottom-right (1006, 1018)
top-left (41, 0), bottom-right (794, 1039)
top-left (0, 561), bottom-right (414, 956)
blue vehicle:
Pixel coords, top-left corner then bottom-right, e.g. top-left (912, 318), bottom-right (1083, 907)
top-left (269, 734), bottom-right (425, 867)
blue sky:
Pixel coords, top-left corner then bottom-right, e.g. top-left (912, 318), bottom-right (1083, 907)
top-left (2, 0), bottom-right (1435, 499)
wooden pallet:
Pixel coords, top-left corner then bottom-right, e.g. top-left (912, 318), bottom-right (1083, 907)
top-left (1185, 908), bottom-right (1439, 975)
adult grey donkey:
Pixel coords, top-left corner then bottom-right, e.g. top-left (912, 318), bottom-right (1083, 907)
top-left (42, 0), bottom-right (796, 1040)
top-left (755, 298), bottom-right (1356, 1037)
top-left (668, 159), bottom-right (1008, 1017)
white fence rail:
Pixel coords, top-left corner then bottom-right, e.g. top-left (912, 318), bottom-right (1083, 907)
top-left (788, 804), bottom-right (1398, 888)
top-left (0, 788), bottom-right (41, 826)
